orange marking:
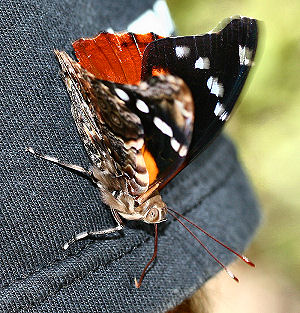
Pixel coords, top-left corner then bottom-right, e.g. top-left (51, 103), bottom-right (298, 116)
top-left (73, 32), bottom-right (164, 85)
top-left (141, 144), bottom-right (159, 185)
top-left (151, 67), bottom-right (169, 76)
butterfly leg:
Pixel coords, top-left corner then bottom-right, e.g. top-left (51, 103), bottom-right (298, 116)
top-left (26, 147), bottom-right (95, 182)
top-left (62, 209), bottom-right (124, 250)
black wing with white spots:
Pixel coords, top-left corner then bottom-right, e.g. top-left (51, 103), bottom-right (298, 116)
top-left (141, 16), bottom-right (258, 163)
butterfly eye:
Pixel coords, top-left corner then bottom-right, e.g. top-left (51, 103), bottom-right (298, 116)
top-left (145, 208), bottom-right (159, 223)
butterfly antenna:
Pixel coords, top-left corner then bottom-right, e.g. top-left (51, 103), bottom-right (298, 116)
top-left (167, 210), bottom-right (239, 282)
top-left (135, 224), bottom-right (158, 288)
top-left (168, 208), bottom-right (255, 267)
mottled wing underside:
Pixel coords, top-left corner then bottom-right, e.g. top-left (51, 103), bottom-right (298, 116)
top-left (55, 51), bottom-right (148, 197)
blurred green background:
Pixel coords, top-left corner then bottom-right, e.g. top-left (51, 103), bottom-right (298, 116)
top-left (166, 0), bottom-right (300, 312)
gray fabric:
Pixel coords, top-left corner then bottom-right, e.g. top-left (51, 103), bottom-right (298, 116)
top-left (0, 0), bottom-right (260, 312)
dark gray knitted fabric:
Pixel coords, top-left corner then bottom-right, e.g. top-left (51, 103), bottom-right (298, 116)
top-left (0, 0), bottom-right (260, 312)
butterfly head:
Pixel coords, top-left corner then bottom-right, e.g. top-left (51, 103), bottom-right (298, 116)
top-left (137, 193), bottom-right (167, 224)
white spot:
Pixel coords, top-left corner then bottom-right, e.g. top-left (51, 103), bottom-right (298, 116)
top-left (243, 256), bottom-right (250, 263)
top-left (115, 88), bottom-right (129, 101)
top-left (239, 45), bottom-right (253, 66)
top-left (207, 77), bottom-right (213, 88)
top-left (179, 145), bottom-right (188, 157)
top-left (214, 101), bottom-right (225, 117)
top-left (154, 117), bottom-right (173, 137)
top-left (170, 137), bottom-right (180, 152)
top-left (136, 99), bottom-right (149, 113)
top-left (207, 76), bottom-right (224, 97)
top-left (124, 138), bottom-right (144, 150)
top-left (175, 46), bottom-right (190, 58)
top-left (220, 111), bottom-right (229, 121)
top-left (153, 0), bottom-right (175, 36)
top-left (195, 57), bottom-right (210, 69)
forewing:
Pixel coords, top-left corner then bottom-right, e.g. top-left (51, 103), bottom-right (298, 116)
top-left (141, 16), bottom-right (259, 164)
top-left (73, 32), bottom-right (163, 85)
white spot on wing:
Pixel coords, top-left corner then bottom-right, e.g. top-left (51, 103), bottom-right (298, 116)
top-left (179, 145), bottom-right (188, 157)
top-left (154, 117), bottom-right (173, 137)
top-left (220, 111), bottom-right (229, 121)
top-left (239, 45), bottom-right (253, 66)
top-left (207, 76), bottom-right (224, 97)
top-left (115, 88), bottom-right (129, 101)
top-left (195, 57), bottom-right (210, 69)
top-left (175, 46), bottom-right (190, 58)
top-left (170, 137), bottom-right (180, 152)
top-left (136, 99), bottom-right (149, 113)
top-left (153, 0), bottom-right (175, 36)
top-left (214, 101), bottom-right (230, 121)
top-left (214, 101), bottom-right (225, 117)
top-left (207, 77), bottom-right (213, 89)
top-left (124, 138), bottom-right (144, 150)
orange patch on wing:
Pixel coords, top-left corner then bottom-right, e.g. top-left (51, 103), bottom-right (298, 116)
top-left (151, 67), bottom-right (169, 76)
top-left (141, 144), bottom-right (159, 185)
top-left (73, 33), bottom-right (164, 85)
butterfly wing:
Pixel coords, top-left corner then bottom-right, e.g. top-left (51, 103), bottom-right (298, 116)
top-left (57, 16), bottom-right (258, 197)
top-left (141, 16), bottom-right (259, 165)
top-left (72, 31), bottom-right (194, 194)
top-left (73, 32), bottom-right (163, 85)
top-left (104, 75), bottom-right (194, 187)
top-left (56, 50), bottom-right (150, 197)
top-left (55, 51), bottom-right (194, 198)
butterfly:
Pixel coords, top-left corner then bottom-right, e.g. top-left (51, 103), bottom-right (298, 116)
top-left (27, 16), bottom-right (258, 287)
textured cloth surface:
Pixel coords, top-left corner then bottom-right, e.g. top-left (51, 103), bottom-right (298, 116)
top-left (0, 1), bottom-right (260, 312)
